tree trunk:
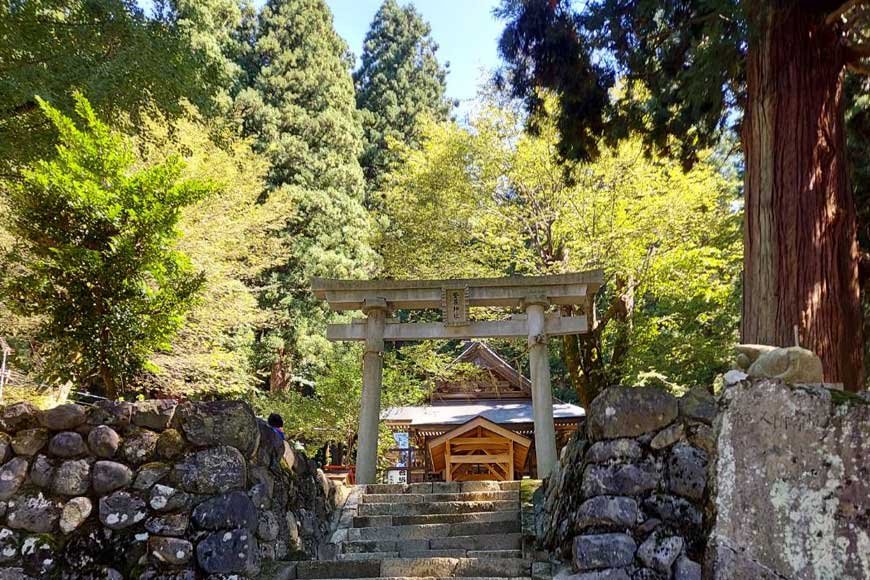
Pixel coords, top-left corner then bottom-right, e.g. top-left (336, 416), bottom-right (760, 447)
top-left (742, 3), bottom-right (864, 390)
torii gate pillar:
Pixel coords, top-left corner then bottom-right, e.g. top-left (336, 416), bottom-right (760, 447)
top-left (358, 298), bottom-right (387, 485)
top-left (525, 296), bottom-right (558, 478)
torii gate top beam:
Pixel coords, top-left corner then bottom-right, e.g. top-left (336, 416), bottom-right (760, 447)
top-left (311, 270), bottom-right (604, 311)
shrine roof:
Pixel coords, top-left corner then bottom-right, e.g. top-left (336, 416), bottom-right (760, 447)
top-left (381, 400), bottom-right (585, 426)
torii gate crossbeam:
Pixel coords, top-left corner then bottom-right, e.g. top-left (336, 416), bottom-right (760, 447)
top-left (312, 271), bottom-right (603, 484)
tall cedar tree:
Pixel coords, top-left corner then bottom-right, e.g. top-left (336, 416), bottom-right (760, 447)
top-left (236, 0), bottom-right (376, 390)
top-left (153, 0), bottom-right (252, 106)
top-left (1, 94), bottom-right (210, 398)
top-left (497, 0), bottom-right (870, 390)
top-left (354, 0), bottom-right (451, 195)
top-left (0, 0), bottom-right (222, 176)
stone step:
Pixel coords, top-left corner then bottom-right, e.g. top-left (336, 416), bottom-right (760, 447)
top-left (365, 481), bottom-right (521, 495)
top-left (358, 500), bottom-right (518, 517)
top-left (339, 549), bottom-right (525, 561)
top-left (344, 533), bottom-right (523, 554)
top-left (354, 510), bottom-right (519, 528)
top-left (296, 557), bottom-right (531, 579)
top-left (467, 550), bottom-right (523, 559)
top-left (348, 520), bottom-right (522, 542)
top-left (362, 491), bottom-right (519, 504)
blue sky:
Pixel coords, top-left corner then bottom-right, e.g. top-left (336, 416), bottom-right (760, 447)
top-left (326, 0), bottom-right (504, 106)
top-left (139, 0), bottom-right (504, 109)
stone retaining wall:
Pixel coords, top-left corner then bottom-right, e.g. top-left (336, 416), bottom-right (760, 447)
top-left (0, 399), bottom-right (344, 579)
top-left (537, 378), bottom-right (870, 580)
top-left (537, 385), bottom-right (715, 580)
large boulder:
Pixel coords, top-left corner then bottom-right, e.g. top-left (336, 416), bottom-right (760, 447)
top-left (92, 461), bottom-right (134, 494)
top-left (6, 494), bottom-right (62, 533)
top-left (11, 429), bottom-right (48, 456)
top-left (573, 533), bottom-right (637, 570)
top-left (575, 496), bottom-right (639, 532)
top-left (0, 403), bottom-right (39, 433)
top-left (39, 404), bottom-right (86, 431)
top-left (585, 439), bottom-right (642, 464)
top-left (582, 460), bottom-right (659, 498)
top-left (87, 426), bottom-right (120, 458)
top-left (173, 446), bottom-right (247, 494)
top-left (28, 455), bottom-right (54, 488)
top-left (59, 497), bottom-right (92, 534)
top-left (637, 532), bottom-right (684, 573)
top-left (86, 401), bottom-right (132, 427)
top-left (173, 401), bottom-right (259, 457)
top-left (119, 429), bottom-right (159, 466)
top-left (192, 491), bottom-right (257, 531)
top-left (147, 536), bottom-right (193, 566)
top-left (196, 528), bottom-right (259, 576)
top-left (666, 443), bottom-right (707, 500)
top-left (588, 387), bottom-right (678, 440)
top-left (131, 400), bottom-right (177, 431)
top-left (98, 491), bottom-right (147, 530)
top-left (679, 386), bottom-right (716, 425)
top-left (51, 459), bottom-right (91, 496)
top-left (0, 458), bottom-right (28, 501)
top-left (48, 431), bottom-right (86, 458)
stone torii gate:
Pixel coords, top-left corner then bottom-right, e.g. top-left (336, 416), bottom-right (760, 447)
top-left (312, 271), bottom-right (603, 484)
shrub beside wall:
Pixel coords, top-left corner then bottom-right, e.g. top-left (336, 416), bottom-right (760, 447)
top-left (0, 399), bottom-right (342, 578)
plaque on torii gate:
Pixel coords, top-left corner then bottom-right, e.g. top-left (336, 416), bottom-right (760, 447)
top-left (312, 271), bottom-right (603, 484)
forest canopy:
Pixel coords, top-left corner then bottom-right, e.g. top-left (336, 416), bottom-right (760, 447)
top-left (3, 0), bottom-right (835, 456)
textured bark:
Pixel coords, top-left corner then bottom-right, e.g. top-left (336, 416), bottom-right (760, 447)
top-left (742, 3), bottom-right (864, 389)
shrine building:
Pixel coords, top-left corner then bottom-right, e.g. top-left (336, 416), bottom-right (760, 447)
top-left (381, 341), bottom-right (584, 483)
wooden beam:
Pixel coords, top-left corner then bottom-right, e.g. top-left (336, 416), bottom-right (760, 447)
top-left (448, 454), bottom-right (512, 464)
top-left (312, 271), bottom-right (604, 311)
top-left (327, 314), bottom-right (588, 341)
top-left (509, 441), bottom-right (514, 481)
top-left (445, 441), bottom-right (452, 482)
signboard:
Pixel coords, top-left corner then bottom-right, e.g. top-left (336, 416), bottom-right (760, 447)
top-left (442, 287), bottom-right (470, 326)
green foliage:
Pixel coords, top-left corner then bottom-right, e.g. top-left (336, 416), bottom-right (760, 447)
top-left (495, 0), bottom-right (746, 165)
top-left (355, 0), bottom-right (451, 193)
top-left (1, 94), bottom-right (212, 397)
top-left (153, 0), bottom-right (252, 109)
top-left (237, 0), bottom-right (377, 383)
top-left (132, 106), bottom-right (283, 399)
top-left (252, 344), bottom-right (431, 452)
top-left (381, 98), bottom-right (741, 392)
top-left (0, 0), bottom-right (223, 175)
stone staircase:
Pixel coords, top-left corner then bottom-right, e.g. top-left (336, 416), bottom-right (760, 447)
top-left (301, 480), bottom-right (539, 580)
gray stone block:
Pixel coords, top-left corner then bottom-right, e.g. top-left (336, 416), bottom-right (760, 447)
top-left (585, 439), bottom-right (642, 464)
top-left (666, 443), bottom-right (707, 500)
top-left (582, 461), bottom-right (659, 498)
top-left (575, 496), bottom-right (639, 531)
top-left (588, 387), bottom-right (678, 440)
top-left (637, 532), bottom-right (684, 573)
top-left (573, 533), bottom-right (636, 570)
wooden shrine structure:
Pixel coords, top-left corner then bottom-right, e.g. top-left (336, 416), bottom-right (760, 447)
top-left (381, 341), bottom-right (583, 482)
top-left (428, 417), bottom-right (530, 482)
top-left (312, 271), bottom-right (603, 484)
